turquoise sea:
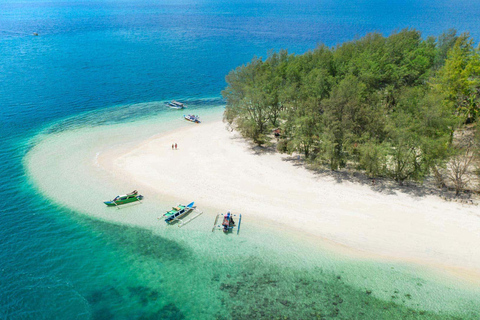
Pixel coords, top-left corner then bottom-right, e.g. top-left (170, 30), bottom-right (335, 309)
top-left (2, 1), bottom-right (480, 319)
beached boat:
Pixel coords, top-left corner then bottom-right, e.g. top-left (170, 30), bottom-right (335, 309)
top-left (184, 114), bottom-right (200, 123)
top-left (212, 212), bottom-right (242, 234)
top-left (104, 190), bottom-right (143, 206)
top-left (162, 202), bottom-right (203, 228)
top-left (166, 100), bottom-right (186, 109)
top-left (163, 202), bottom-right (194, 223)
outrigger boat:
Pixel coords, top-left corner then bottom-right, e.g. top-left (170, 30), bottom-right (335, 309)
top-left (212, 212), bottom-right (242, 234)
top-left (184, 114), bottom-right (200, 123)
top-left (161, 201), bottom-right (203, 227)
top-left (104, 190), bottom-right (143, 207)
top-left (166, 100), bottom-right (186, 109)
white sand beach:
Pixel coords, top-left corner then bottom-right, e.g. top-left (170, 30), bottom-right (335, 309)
top-left (92, 119), bottom-right (480, 282)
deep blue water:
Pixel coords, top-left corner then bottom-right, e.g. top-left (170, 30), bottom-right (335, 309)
top-left (2, 0), bottom-right (480, 318)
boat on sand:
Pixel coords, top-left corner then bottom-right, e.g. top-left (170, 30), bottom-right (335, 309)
top-left (212, 212), bottom-right (242, 234)
top-left (184, 114), bottom-right (200, 123)
top-left (104, 190), bottom-right (143, 206)
top-left (162, 202), bottom-right (203, 227)
top-left (163, 202), bottom-right (195, 223)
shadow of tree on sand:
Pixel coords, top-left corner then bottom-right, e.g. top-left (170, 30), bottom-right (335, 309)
top-left (228, 131), bottom-right (477, 203)
top-left (280, 154), bottom-right (474, 201)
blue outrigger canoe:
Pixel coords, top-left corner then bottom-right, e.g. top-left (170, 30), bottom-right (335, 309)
top-left (162, 202), bottom-right (204, 228)
top-left (163, 202), bottom-right (195, 223)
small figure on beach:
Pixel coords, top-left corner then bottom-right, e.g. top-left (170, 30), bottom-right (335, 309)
top-left (175, 143), bottom-right (177, 150)
top-left (172, 143), bottom-right (174, 150)
top-left (372, 178), bottom-right (375, 186)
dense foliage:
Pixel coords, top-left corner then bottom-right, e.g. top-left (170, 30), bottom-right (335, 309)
top-left (222, 29), bottom-right (480, 185)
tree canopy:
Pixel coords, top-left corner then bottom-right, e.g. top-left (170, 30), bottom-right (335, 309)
top-left (222, 29), bottom-right (480, 184)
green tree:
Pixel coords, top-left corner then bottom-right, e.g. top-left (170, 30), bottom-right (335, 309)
top-left (222, 57), bottom-right (271, 143)
top-left (435, 34), bottom-right (480, 122)
top-left (222, 30), bottom-right (471, 186)
top-left (434, 29), bottom-right (458, 69)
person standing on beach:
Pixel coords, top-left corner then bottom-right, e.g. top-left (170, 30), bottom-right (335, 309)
top-left (175, 143), bottom-right (177, 150)
top-left (172, 143), bottom-right (174, 150)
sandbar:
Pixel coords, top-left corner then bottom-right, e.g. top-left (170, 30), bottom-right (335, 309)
top-left (94, 119), bottom-right (480, 282)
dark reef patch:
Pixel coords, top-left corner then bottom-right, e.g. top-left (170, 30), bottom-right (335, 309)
top-left (213, 259), bottom-right (469, 320)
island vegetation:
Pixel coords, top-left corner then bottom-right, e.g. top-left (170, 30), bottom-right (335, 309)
top-left (222, 29), bottom-right (480, 194)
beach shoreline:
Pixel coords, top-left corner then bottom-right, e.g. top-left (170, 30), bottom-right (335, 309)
top-left (25, 110), bottom-right (480, 287)
top-left (97, 119), bottom-right (480, 283)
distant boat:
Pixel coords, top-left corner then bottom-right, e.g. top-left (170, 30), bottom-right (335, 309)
top-left (104, 190), bottom-right (143, 206)
top-left (166, 100), bottom-right (186, 109)
top-left (184, 114), bottom-right (200, 123)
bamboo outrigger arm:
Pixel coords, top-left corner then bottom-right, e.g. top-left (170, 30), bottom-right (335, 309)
top-left (211, 215), bottom-right (219, 232)
top-left (177, 208), bottom-right (203, 228)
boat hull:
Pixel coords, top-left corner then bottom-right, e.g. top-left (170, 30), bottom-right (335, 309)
top-left (166, 101), bottom-right (185, 109)
top-left (184, 115), bottom-right (200, 123)
top-left (104, 195), bottom-right (143, 206)
top-left (164, 202), bottom-right (195, 223)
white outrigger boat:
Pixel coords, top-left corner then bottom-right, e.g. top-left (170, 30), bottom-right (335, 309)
top-left (212, 212), bottom-right (242, 234)
top-left (160, 201), bottom-right (203, 228)
top-left (184, 114), bottom-right (200, 123)
top-left (166, 100), bottom-right (186, 109)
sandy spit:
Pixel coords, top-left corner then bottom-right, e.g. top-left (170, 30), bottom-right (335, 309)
top-left (95, 120), bottom-right (480, 282)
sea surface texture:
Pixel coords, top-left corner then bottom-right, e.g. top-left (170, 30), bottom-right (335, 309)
top-left (2, 0), bottom-right (480, 319)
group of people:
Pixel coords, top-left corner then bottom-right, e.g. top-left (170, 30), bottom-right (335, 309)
top-left (171, 143), bottom-right (178, 150)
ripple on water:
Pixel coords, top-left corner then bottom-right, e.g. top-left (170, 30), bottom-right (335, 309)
top-left (1, 269), bottom-right (91, 319)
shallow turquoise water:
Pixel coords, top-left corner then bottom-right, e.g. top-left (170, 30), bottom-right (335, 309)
top-left (2, 0), bottom-right (480, 318)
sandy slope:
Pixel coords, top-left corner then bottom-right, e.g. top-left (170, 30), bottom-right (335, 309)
top-left (100, 120), bottom-right (480, 279)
